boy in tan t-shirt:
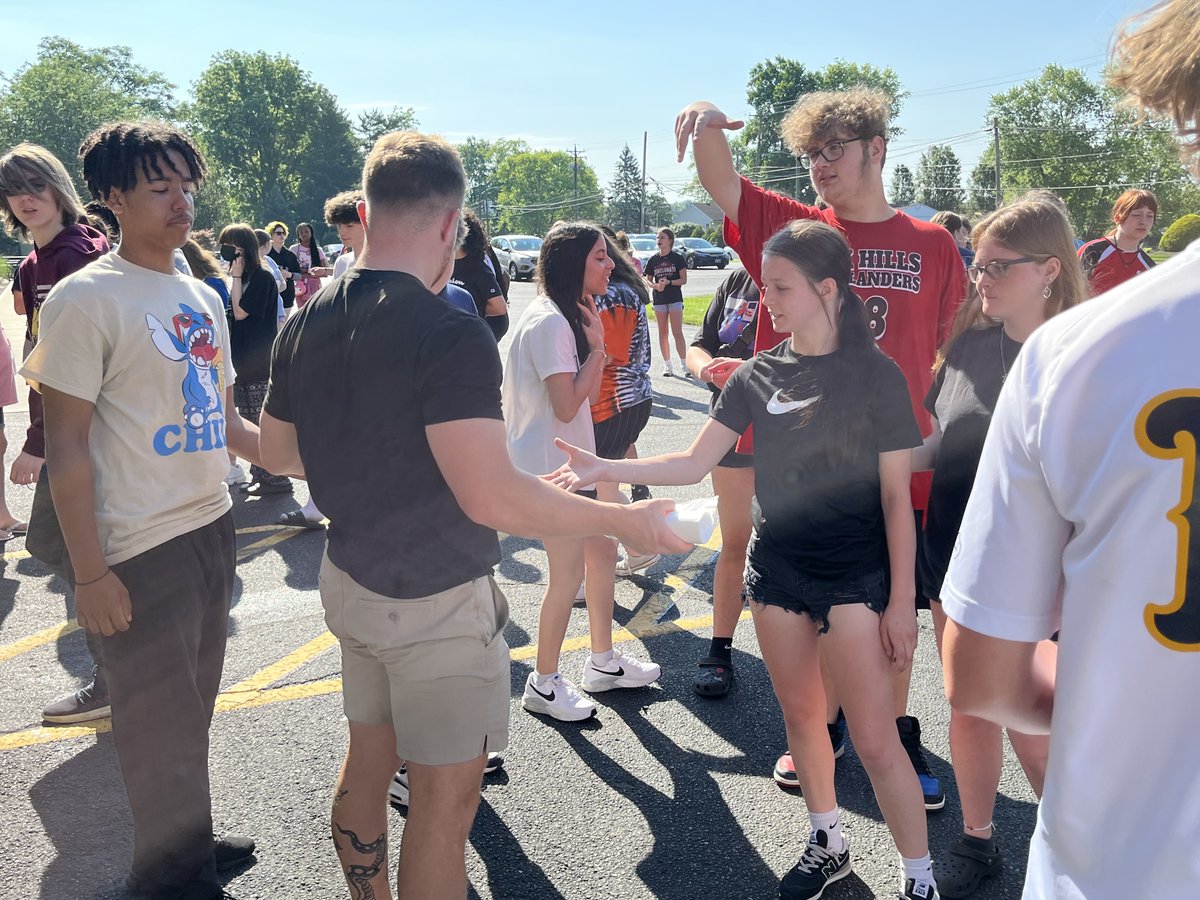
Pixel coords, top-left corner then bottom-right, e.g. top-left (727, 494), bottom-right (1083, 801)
top-left (20, 122), bottom-right (263, 900)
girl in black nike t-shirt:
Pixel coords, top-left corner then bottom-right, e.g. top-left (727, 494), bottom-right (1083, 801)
top-left (548, 220), bottom-right (937, 900)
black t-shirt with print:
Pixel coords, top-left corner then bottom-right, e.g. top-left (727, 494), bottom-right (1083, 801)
top-left (451, 255), bottom-right (508, 341)
top-left (713, 340), bottom-right (921, 580)
top-left (264, 269), bottom-right (504, 598)
top-left (230, 267), bottom-right (279, 384)
top-left (919, 324), bottom-right (1020, 598)
top-left (692, 267), bottom-right (761, 398)
top-left (646, 251), bottom-right (686, 306)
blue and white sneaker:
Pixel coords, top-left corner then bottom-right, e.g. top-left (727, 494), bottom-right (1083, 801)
top-left (897, 715), bottom-right (945, 811)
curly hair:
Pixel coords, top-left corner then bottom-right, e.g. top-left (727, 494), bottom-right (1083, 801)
top-left (460, 208), bottom-right (490, 260)
top-left (78, 121), bottom-right (206, 201)
top-left (323, 190), bottom-right (363, 226)
top-left (1109, 0), bottom-right (1200, 174)
top-left (780, 87), bottom-right (892, 162)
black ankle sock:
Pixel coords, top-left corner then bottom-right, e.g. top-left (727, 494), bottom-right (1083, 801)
top-left (708, 637), bottom-right (733, 664)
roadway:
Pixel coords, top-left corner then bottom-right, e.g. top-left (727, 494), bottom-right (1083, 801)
top-left (0, 266), bottom-right (1038, 900)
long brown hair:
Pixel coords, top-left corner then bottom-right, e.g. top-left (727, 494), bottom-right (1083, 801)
top-left (936, 194), bottom-right (1087, 370)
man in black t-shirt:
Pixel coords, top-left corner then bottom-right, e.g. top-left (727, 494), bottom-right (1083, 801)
top-left (259, 132), bottom-right (689, 900)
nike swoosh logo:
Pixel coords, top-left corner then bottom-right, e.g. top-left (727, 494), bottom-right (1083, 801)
top-left (766, 391), bottom-right (819, 415)
top-left (591, 666), bottom-right (625, 677)
top-left (531, 685), bottom-right (555, 701)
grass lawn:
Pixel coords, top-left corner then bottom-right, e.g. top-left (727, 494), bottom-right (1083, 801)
top-left (1148, 250), bottom-right (1176, 264)
top-left (682, 294), bottom-right (713, 326)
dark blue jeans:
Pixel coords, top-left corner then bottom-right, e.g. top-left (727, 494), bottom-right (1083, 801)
top-left (103, 513), bottom-right (235, 900)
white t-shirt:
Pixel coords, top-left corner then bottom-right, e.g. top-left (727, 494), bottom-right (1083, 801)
top-left (333, 249), bottom-right (355, 279)
top-left (20, 252), bottom-right (236, 565)
top-left (502, 295), bottom-right (596, 484)
top-left (943, 240), bottom-right (1200, 900)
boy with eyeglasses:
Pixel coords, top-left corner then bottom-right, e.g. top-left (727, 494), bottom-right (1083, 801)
top-left (677, 88), bottom-right (966, 899)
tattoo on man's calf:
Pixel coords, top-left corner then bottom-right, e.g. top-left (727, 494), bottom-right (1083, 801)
top-left (334, 823), bottom-right (386, 900)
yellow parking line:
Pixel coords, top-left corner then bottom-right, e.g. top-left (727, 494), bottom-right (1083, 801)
top-left (223, 631), bottom-right (338, 695)
top-left (0, 525), bottom-right (309, 665)
top-left (0, 621), bottom-right (80, 664)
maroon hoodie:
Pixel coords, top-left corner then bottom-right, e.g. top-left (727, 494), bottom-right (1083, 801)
top-left (15, 222), bottom-right (110, 457)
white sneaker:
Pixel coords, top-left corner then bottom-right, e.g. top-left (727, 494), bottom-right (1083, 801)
top-left (225, 464), bottom-right (248, 486)
top-left (678, 360), bottom-right (692, 378)
top-left (522, 672), bottom-right (596, 721)
top-left (662, 360), bottom-right (674, 377)
top-left (580, 648), bottom-right (661, 692)
top-left (574, 580), bottom-right (586, 606)
top-left (389, 752), bottom-right (502, 811)
top-left (616, 551), bottom-right (660, 577)
top-left (388, 765), bottom-right (409, 809)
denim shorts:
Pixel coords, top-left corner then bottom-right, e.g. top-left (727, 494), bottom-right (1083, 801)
top-left (652, 301), bottom-right (684, 313)
top-left (743, 532), bottom-right (888, 634)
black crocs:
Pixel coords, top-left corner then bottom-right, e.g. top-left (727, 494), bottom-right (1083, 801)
top-left (693, 656), bottom-right (734, 697)
top-left (934, 835), bottom-right (1001, 899)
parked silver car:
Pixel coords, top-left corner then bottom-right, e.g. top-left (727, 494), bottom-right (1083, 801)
top-left (491, 234), bottom-right (542, 281)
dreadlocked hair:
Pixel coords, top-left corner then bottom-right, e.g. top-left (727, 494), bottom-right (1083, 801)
top-left (78, 121), bottom-right (207, 201)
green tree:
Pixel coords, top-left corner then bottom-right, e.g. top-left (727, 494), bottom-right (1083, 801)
top-left (915, 144), bottom-right (964, 211)
top-left (972, 65), bottom-right (1200, 238)
top-left (354, 106), bottom-right (418, 158)
top-left (0, 37), bottom-right (177, 197)
top-left (890, 164), bottom-right (916, 206)
top-left (188, 51), bottom-right (358, 230)
top-left (457, 137), bottom-right (531, 223)
top-left (735, 58), bottom-right (907, 203)
top-left (643, 189), bottom-right (674, 230)
top-left (494, 150), bottom-right (602, 235)
top-left (605, 144), bottom-right (643, 233)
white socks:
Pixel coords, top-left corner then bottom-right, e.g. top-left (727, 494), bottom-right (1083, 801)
top-left (809, 807), bottom-right (846, 853)
top-left (900, 853), bottom-right (935, 893)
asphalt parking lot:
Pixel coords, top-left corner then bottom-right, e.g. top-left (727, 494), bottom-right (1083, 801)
top-left (0, 268), bottom-right (1039, 900)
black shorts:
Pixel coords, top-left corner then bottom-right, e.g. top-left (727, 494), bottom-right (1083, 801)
top-left (593, 399), bottom-right (652, 460)
top-left (743, 533), bottom-right (888, 634)
top-left (576, 488), bottom-right (598, 501)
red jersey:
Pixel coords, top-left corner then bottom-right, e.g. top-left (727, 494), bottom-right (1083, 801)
top-left (1077, 237), bottom-right (1154, 297)
top-left (724, 177), bottom-right (967, 508)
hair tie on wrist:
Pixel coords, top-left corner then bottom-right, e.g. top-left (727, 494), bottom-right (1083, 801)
top-left (76, 569), bottom-right (111, 587)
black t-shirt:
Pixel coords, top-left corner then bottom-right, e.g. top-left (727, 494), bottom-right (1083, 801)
top-left (451, 255), bottom-right (508, 341)
top-left (268, 246), bottom-right (301, 308)
top-left (264, 269), bottom-right (503, 598)
top-left (692, 268), bottom-right (761, 399)
top-left (713, 340), bottom-right (921, 579)
top-left (230, 267), bottom-right (279, 384)
top-left (646, 251), bottom-right (686, 306)
top-left (919, 324), bottom-right (1020, 597)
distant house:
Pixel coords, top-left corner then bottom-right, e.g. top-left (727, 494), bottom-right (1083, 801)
top-left (897, 203), bottom-right (938, 222)
top-left (674, 202), bottom-right (725, 227)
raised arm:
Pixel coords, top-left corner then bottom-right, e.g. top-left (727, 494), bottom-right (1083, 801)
top-left (675, 101), bottom-right (745, 226)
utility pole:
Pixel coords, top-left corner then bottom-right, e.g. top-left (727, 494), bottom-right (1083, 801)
top-left (641, 131), bottom-right (647, 232)
top-left (992, 119), bottom-right (1002, 208)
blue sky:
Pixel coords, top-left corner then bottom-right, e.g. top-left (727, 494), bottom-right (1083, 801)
top-left (0, 0), bottom-right (1149, 202)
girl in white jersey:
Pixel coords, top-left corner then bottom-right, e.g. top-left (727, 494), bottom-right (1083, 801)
top-left (503, 222), bottom-right (662, 723)
top-left (549, 220), bottom-right (938, 900)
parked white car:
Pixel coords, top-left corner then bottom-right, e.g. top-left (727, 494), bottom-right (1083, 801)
top-left (491, 234), bottom-right (542, 281)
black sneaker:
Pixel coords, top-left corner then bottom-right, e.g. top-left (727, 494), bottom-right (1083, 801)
top-left (897, 715), bottom-right (945, 811)
top-left (829, 709), bottom-right (846, 760)
top-left (630, 484), bottom-right (651, 502)
top-left (899, 877), bottom-right (940, 899)
top-left (214, 834), bottom-right (255, 871)
top-left (42, 679), bottom-right (111, 724)
top-left (779, 830), bottom-right (851, 900)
